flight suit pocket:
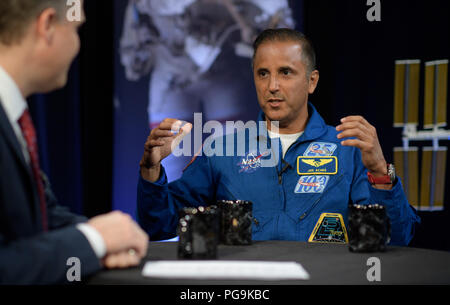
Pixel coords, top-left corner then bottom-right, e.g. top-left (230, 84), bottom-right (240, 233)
top-left (252, 214), bottom-right (274, 240)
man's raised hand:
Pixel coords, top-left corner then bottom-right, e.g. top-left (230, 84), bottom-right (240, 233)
top-left (139, 118), bottom-right (192, 182)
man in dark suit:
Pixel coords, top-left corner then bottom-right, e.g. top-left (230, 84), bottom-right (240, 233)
top-left (0, 0), bottom-right (149, 284)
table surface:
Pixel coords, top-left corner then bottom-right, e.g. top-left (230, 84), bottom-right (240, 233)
top-left (86, 241), bottom-right (450, 285)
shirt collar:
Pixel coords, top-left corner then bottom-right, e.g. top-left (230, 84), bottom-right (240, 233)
top-left (0, 65), bottom-right (28, 124)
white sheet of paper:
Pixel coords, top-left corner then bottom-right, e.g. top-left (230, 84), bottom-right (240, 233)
top-left (142, 260), bottom-right (310, 280)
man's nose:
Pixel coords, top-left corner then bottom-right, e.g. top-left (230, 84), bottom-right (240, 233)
top-left (269, 75), bottom-right (279, 93)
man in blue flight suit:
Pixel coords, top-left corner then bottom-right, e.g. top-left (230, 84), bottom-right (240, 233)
top-left (136, 28), bottom-right (420, 245)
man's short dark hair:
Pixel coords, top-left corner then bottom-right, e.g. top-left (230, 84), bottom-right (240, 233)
top-left (0, 0), bottom-right (66, 45)
top-left (253, 28), bottom-right (317, 75)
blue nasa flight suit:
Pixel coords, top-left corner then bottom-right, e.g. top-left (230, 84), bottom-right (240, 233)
top-left (137, 103), bottom-right (420, 245)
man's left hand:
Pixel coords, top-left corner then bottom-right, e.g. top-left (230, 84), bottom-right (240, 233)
top-left (336, 115), bottom-right (391, 190)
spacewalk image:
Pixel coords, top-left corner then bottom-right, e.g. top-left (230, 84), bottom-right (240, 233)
top-left (120, 0), bottom-right (295, 180)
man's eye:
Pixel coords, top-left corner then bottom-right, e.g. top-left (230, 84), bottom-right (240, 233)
top-left (281, 69), bottom-right (291, 75)
top-left (259, 71), bottom-right (268, 77)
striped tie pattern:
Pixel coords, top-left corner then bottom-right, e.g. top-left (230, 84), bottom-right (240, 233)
top-left (18, 109), bottom-right (48, 231)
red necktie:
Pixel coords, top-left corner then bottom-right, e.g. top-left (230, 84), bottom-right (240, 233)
top-left (18, 109), bottom-right (48, 231)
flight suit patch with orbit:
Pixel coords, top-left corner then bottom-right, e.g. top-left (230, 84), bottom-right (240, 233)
top-left (308, 213), bottom-right (348, 244)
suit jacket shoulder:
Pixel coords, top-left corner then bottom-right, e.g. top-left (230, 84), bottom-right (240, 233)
top-left (0, 101), bottom-right (101, 284)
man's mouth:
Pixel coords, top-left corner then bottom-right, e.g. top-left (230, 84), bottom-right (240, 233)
top-left (267, 98), bottom-right (284, 107)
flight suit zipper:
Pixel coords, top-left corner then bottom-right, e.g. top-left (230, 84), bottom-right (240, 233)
top-left (298, 173), bottom-right (345, 221)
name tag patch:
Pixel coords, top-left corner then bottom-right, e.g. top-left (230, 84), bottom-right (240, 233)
top-left (308, 213), bottom-right (348, 244)
top-left (297, 156), bottom-right (338, 175)
top-left (294, 175), bottom-right (330, 193)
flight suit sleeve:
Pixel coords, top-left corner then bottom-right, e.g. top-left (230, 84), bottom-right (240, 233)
top-left (349, 148), bottom-right (420, 246)
top-left (368, 177), bottom-right (421, 246)
top-left (137, 154), bottom-right (216, 240)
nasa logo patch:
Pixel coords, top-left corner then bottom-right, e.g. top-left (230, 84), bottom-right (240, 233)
top-left (237, 151), bottom-right (269, 173)
top-left (294, 175), bottom-right (330, 193)
top-left (304, 142), bottom-right (337, 156)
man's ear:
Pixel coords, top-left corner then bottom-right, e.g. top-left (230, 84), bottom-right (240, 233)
top-left (308, 70), bottom-right (319, 94)
top-left (35, 8), bottom-right (58, 44)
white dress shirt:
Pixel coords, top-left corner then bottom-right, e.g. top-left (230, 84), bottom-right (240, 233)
top-left (0, 66), bottom-right (30, 163)
top-left (0, 65), bottom-right (106, 259)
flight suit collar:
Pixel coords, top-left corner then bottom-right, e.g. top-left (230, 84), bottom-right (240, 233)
top-left (256, 102), bottom-right (328, 146)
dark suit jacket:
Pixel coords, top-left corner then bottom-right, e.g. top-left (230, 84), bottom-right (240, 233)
top-left (0, 101), bottom-right (101, 284)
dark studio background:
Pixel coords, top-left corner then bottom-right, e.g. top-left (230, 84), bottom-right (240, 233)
top-left (27, 0), bottom-right (450, 251)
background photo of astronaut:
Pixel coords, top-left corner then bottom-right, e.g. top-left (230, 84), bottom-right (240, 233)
top-left (119, 0), bottom-right (295, 182)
